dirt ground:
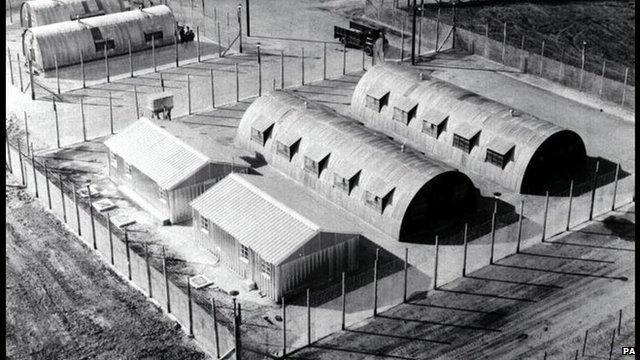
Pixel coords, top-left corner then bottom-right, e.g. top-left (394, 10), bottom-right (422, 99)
top-left (5, 174), bottom-right (208, 360)
top-left (292, 205), bottom-right (636, 359)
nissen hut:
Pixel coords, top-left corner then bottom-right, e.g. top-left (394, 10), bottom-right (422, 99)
top-left (20, 0), bottom-right (131, 28)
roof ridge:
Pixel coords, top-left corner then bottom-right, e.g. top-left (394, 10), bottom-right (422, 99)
top-left (229, 174), bottom-right (320, 232)
top-left (138, 118), bottom-right (211, 164)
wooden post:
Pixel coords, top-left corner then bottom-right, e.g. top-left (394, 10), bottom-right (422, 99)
top-left (489, 206), bottom-right (497, 264)
top-left (108, 92), bottom-right (114, 135)
top-left (152, 35), bottom-right (157, 72)
top-left (234, 301), bottom-right (242, 360)
top-left (160, 73), bottom-right (165, 92)
top-left (187, 74), bottom-right (192, 114)
top-left (306, 288), bottom-right (311, 345)
top-left (566, 180), bottom-right (574, 230)
top-left (301, 47), bottom-right (305, 85)
top-left (417, 2), bottom-right (423, 55)
top-left (174, 26), bottom-right (179, 67)
top-left (341, 272), bottom-right (346, 330)
top-left (589, 161), bottom-right (600, 220)
top-left (516, 200), bottom-right (524, 253)
top-left (79, 50), bottom-right (86, 88)
top-left (400, 15), bottom-right (405, 61)
top-left (462, 223), bottom-right (469, 275)
top-left (107, 213), bottom-right (114, 265)
top-left (28, 57), bottom-right (35, 100)
top-left (80, 98), bottom-right (87, 141)
top-left (8, 48), bottom-right (14, 86)
top-left (435, 8), bottom-right (440, 53)
top-left (104, 47), bottom-right (110, 83)
top-left (582, 329), bottom-right (589, 357)
top-left (217, 21), bottom-right (222, 57)
top-left (134, 86), bottom-right (140, 118)
top-left (599, 60), bottom-right (606, 97)
top-left (163, 246), bottom-right (171, 313)
top-left (282, 296), bottom-right (287, 357)
top-left (560, 48), bottom-right (565, 80)
top-left (574, 349), bottom-right (579, 360)
top-left (24, 112), bottom-right (30, 157)
top-left (125, 229), bottom-right (131, 280)
top-left (9, 0), bottom-right (12, 23)
top-left (323, 42), bottom-right (327, 80)
top-left (145, 243), bottom-right (152, 298)
top-left (6, 135), bottom-right (12, 173)
top-left (372, 248), bottom-right (379, 317)
top-left (402, 247), bottom-right (408, 302)
top-left (501, 22), bottom-right (506, 63)
top-left (257, 45), bottom-right (262, 96)
top-left (617, 309), bottom-right (622, 335)
top-left (17, 53), bottom-right (23, 93)
top-left (73, 183), bottom-right (81, 235)
top-left (54, 53), bottom-right (60, 94)
top-left (541, 191), bottom-right (549, 242)
top-left (128, 40), bottom-right (133, 77)
top-left (608, 329), bottom-right (615, 360)
top-left (362, 44), bottom-right (366, 70)
top-left (538, 40), bottom-right (545, 76)
top-left (281, 50), bottom-right (285, 89)
top-left (235, 63), bottom-right (239, 102)
top-left (621, 67), bottom-right (629, 107)
top-left (18, 142), bottom-right (25, 186)
top-left (237, 5), bottom-right (243, 53)
top-left (210, 69), bottom-right (215, 108)
top-left (611, 164), bottom-right (620, 211)
top-left (51, 99), bottom-right (60, 148)
top-left (59, 174), bottom-right (66, 223)
top-left (433, 235), bottom-right (439, 289)
top-left (579, 41), bottom-right (586, 90)
top-left (520, 35), bottom-right (526, 70)
top-left (211, 297), bottom-right (220, 358)
top-left (335, 37), bottom-right (344, 77)
top-left (87, 185), bottom-right (96, 250)
top-left (187, 276), bottom-right (194, 337)
top-left (30, 144), bottom-right (38, 198)
top-left (44, 162), bottom-right (52, 209)
top-left (196, 27), bottom-right (201, 62)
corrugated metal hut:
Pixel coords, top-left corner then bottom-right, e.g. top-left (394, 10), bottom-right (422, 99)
top-left (350, 63), bottom-right (587, 194)
top-left (104, 118), bottom-right (248, 224)
top-left (20, 0), bottom-right (131, 28)
top-left (236, 91), bottom-right (477, 243)
top-left (191, 172), bottom-right (360, 301)
top-left (22, 5), bottom-right (175, 71)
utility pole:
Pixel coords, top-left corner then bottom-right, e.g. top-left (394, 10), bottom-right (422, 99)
top-left (410, 0), bottom-right (417, 65)
top-left (245, 0), bottom-right (250, 37)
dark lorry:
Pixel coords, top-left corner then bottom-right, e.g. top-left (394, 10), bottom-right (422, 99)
top-left (334, 21), bottom-right (386, 56)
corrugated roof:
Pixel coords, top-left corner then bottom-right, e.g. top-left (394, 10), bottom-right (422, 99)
top-left (367, 177), bottom-right (395, 198)
top-left (104, 118), bottom-right (211, 190)
top-left (394, 96), bottom-right (418, 112)
top-left (454, 122), bottom-right (481, 140)
top-left (252, 114), bottom-right (275, 132)
top-left (486, 137), bottom-right (515, 155)
top-left (190, 174), bottom-right (322, 265)
top-left (367, 87), bottom-right (389, 100)
top-left (304, 143), bottom-right (331, 163)
top-left (422, 108), bottom-right (448, 126)
top-left (332, 160), bottom-right (361, 180)
top-left (276, 129), bottom-right (301, 147)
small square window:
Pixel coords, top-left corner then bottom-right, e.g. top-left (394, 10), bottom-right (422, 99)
top-left (260, 259), bottom-right (271, 278)
top-left (240, 244), bottom-right (250, 262)
top-left (333, 173), bottom-right (350, 192)
top-left (250, 128), bottom-right (263, 144)
top-left (365, 92), bottom-right (389, 112)
top-left (276, 141), bottom-right (290, 158)
top-left (485, 148), bottom-right (513, 169)
top-left (422, 118), bottom-right (448, 139)
top-left (144, 31), bottom-right (164, 42)
top-left (200, 215), bottom-right (209, 233)
top-left (453, 134), bottom-right (478, 154)
top-left (158, 186), bottom-right (168, 203)
top-left (392, 105), bottom-right (417, 125)
top-left (304, 156), bottom-right (320, 175)
top-left (364, 190), bottom-right (382, 208)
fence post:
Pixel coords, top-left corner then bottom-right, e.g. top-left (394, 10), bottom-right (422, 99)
top-left (8, 48), bottom-right (14, 86)
top-left (608, 330), bottom-right (615, 360)
top-left (341, 271), bottom-right (346, 330)
top-left (282, 296), bottom-right (287, 357)
top-left (233, 300), bottom-right (242, 360)
top-left (402, 247), bottom-right (408, 302)
top-left (372, 248), bottom-right (379, 317)
top-left (516, 200), bottom-right (524, 253)
top-left (125, 229), bottom-right (131, 280)
top-left (306, 288), bottom-right (311, 345)
top-left (560, 48), bottom-right (565, 81)
top-left (87, 185), bottom-right (96, 250)
top-left (174, 26), bottom-right (179, 67)
top-left (187, 74), bottom-right (192, 114)
top-left (196, 27), bottom-right (201, 62)
top-left (24, 112), bottom-right (30, 157)
top-left (187, 276), bottom-right (194, 337)
top-left (134, 86), bottom-right (140, 118)
top-left (342, 42), bottom-right (347, 75)
top-left (217, 21), bottom-right (222, 57)
top-left (73, 183), bottom-right (81, 235)
top-left (519, 35), bottom-right (525, 71)
top-left (362, 44), bottom-right (366, 70)
top-left (44, 161), bottom-right (51, 209)
top-left (418, 3), bottom-right (423, 56)
top-left (541, 191), bottom-right (549, 242)
top-left (621, 67), bottom-right (628, 107)
top-left (128, 40), bottom-right (133, 77)
top-left (462, 223), bottom-right (469, 275)
top-left (483, 24), bottom-right (489, 58)
top-left (539, 40), bottom-right (545, 76)
top-left (589, 161), bottom-right (600, 221)
top-left (108, 92), bottom-right (114, 135)
top-left (433, 235), bottom-right (439, 290)
top-left (280, 50), bottom-right (285, 89)
top-left (28, 57), bottom-right (35, 100)
top-left (107, 213), bottom-right (114, 265)
top-left (80, 98), bottom-right (87, 141)
top-left (301, 47), bottom-right (305, 85)
top-left (17, 53), bottom-right (23, 93)
top-left (611, 164), bottom-right (620, 211)
top-left (145, 243), bottom-right (152, 298)
top-left (582, 329), bottom-right (589, 356)
top-left (18, 142), bottom-right (25, 186)
top-left (257, 45), bottom-right (262, 96)
top-left (104, 48), bottom-right (110, 83)
top-left (163, 246), bottom-right (171, 313)
top-left (599, 60), bottom-right (606, 97)
top-left (6, 135), bottom-right (12, 173)
top-left (237, 5), bottom-right (243, 53)
top-left (566, 180), bottom-right (574, 230)
top-left (59, 174), bottom-right (66, 222)
top-left (579, 41), bottom-right (586, 90)
top-left (235, 63), bottom-right (240, 102)
top-left (210, 69), bottom-right (215, 108)
top-left (435, 8), bottom-right (440, 53)
top-left (400, 15), bottom-right (405, 61)
top-left (489, 204), bottom-right (497, 264)
top-left (30, 144), bottom-right (38, 198)
top-left (9, 0), bottom-right (13, 23)
top-left (211, 297), bottom-right (220, 358)
top-left (152, 35), bottom-right (157, 72)
top-left (54, 53), bottom-right (60, 94)
top-left (501, 22), bottom-right (506, 63)
top-left (617, 309), bottom-right (622, 335)
top-left (323, 42), bottom-right (327, 80)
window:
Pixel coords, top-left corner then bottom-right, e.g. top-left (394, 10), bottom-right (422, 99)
top-left (365, 92), bottom-right (389, 112)
top-left (240, 244), bottom-right (250, 262)
top-left (364, 190), bottom-right (383, 210)
top-left (452, 133), bottom-right (479, 154)
top-left (124, 162), bottom-right (133, 178)
top-left (422, 118), bottom-right (448, 139)
top-left (276, 141), bottom-right (290, 159)
top-left (250, 125), bottom-right (272, 146)
top-left (144, 31), bottom-right (164, 42)
top-left (260, 259), bottom-right (271, 278)
top-left (485, 148), bottom-right (513, 169)
top-left (393, 105), bottom-right (417, 125)
top-left (109, 152), bottom-right (117, 168)
top-left (95, 39), bottom-right (115, 52)
top-left (333, 173), bottom-right (350, 192)
top-left (304, 156), bottom-right (321, 175)
top-left (200, 215), bottom-right (209, 233)
top-left (158, 186), bottom-right (168, 203)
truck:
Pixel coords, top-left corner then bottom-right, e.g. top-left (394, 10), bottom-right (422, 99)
top-left (333, 21), bottom-right (385, 56)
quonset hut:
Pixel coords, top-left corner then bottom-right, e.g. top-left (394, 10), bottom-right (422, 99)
top-left (20, 0), bottom-right (131, 28)
top-left (350, 63), bottom-right (587, 194)
top-left (236, 91), bottom-right (477, 243)
top-left (22, 5), bottom-right (175, 71)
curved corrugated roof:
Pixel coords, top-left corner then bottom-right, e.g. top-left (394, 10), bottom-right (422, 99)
top-left (350, 63), bottom-right (586, 192)
top-left (22, 5), bottom-right (175, 70)
top-left (104, 117), bottom-right (211, 190)
top-left (236, 91), bottom-right (475, 240)
top-left (20, 0), bottom-right (129, 28)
